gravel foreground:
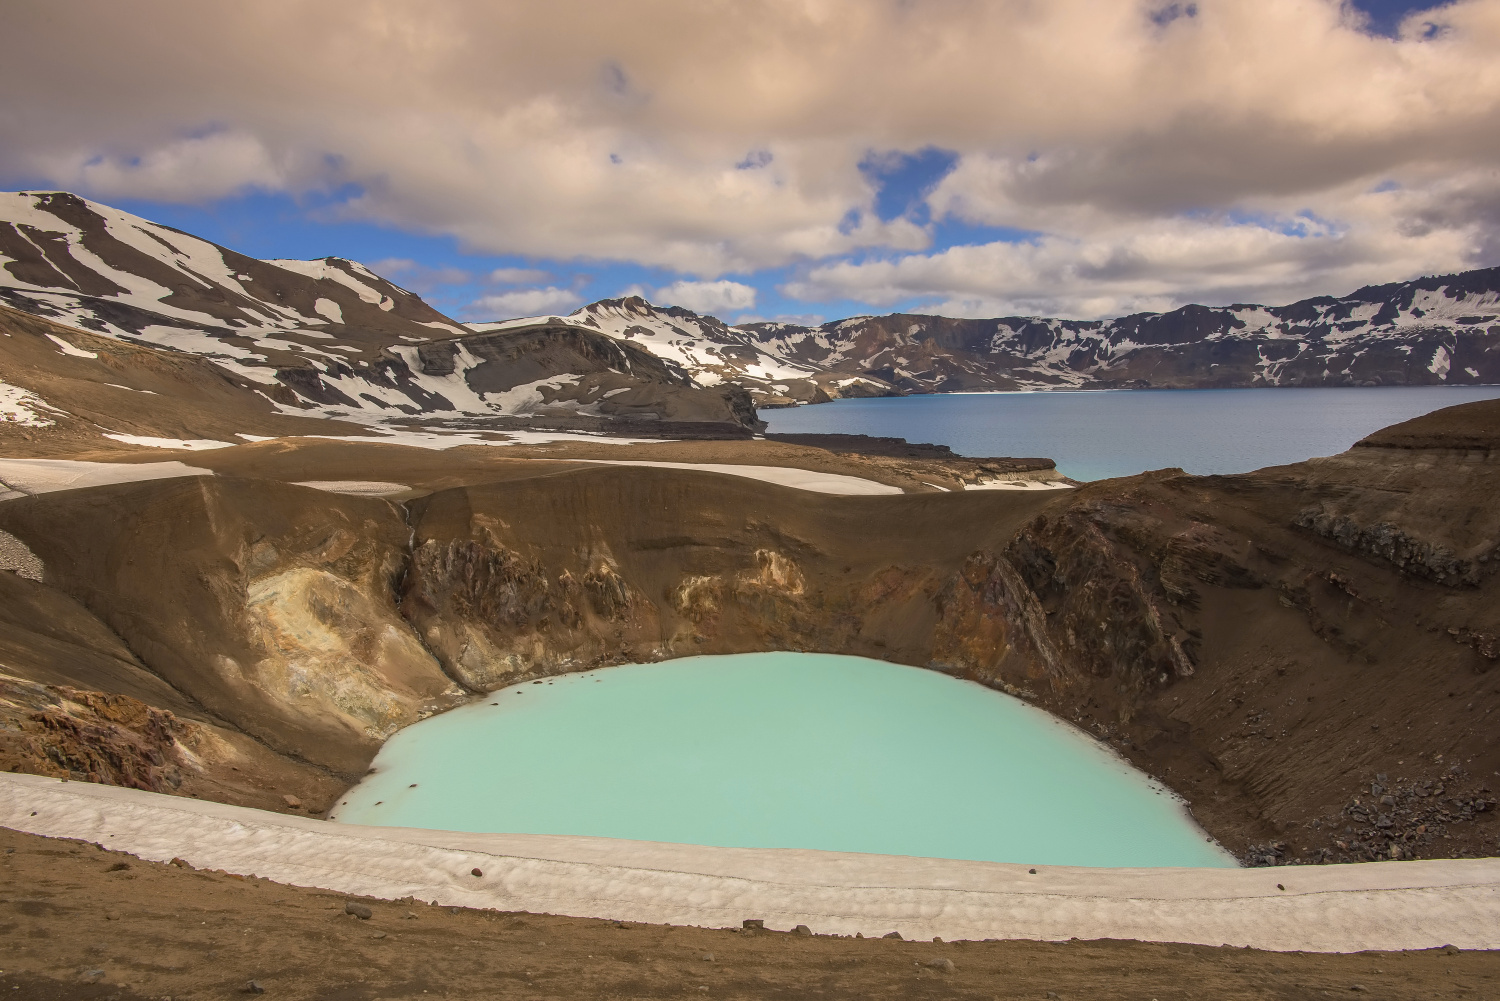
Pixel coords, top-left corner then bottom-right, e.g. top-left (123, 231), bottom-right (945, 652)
top-left (2, 827), bottom-right (1496, 1001)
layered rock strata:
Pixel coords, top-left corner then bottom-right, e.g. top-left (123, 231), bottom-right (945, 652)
top-left (0, 402), bottom-right (1496, 862)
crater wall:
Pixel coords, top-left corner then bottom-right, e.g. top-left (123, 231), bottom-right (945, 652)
top-left (1, 402), bottom-right (1497, 864)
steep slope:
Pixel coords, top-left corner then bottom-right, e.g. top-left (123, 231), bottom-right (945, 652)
top-left (484, 271), bottom-right (1500, 406)
top-left (382, 321), bottom-right (761, 431)
top-left (958, 399), bottom-right (1500, 863)
top-left (474, 296), bottom-right (831, 404)
top-left (0, 402), bottom-right (1495, 862)
top-left (0, 192), bottom-right (759, 432)
top-left (0, 476), bottom-right (467, 782)
top-left (0, 303), bottom-right (381, 455)
top-left (0, 192), bottom-right (460, 370)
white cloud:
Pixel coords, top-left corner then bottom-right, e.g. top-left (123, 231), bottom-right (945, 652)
top-left (488, 267), bottom-right (552, 284)
top-left (366, 258), bottom-right (472, 294)
top-left (786, 179), bottom-right (1487, 318)
top-left (4, 0), bottom-right (1500, 302)
top-left (43, 130), bottom-right (286, 202)
top-left (733, 312), bottom-right (828, 327)
top-left (652, 279), bottom-right (757, 314)
top-left (465, 286), bottom-right (582, 319)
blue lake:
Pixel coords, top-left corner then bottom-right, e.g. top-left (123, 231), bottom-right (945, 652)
top-left (332, 653), bottom-right (1235, 868)
top-left (761, 386), bottom-right (1500, 481)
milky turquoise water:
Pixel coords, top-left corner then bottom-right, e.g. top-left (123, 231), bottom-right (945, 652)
top-left (761, 385), bottom-right (1500, 481)
top-left (332, 653), bottom-right (1235, 868)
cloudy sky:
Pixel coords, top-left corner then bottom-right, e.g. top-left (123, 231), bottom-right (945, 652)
top-left (5, 0), bottom-right (1499, 324)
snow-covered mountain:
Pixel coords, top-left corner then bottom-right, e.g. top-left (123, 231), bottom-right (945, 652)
top-left (744, 270), bottom-right (1500, 400)
top-left (488, 272), bottom-right (1500, 405)
top-left (472, 297), bottom-right (828, 402)
top-left (0, 192), bottom-right (755, 430)
top-left (6, 191), bottom-right (1495, 425)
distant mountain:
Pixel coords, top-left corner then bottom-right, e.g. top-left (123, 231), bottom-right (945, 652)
top-left (6, 192), bottom-right (1495, 427)
top-left (0, 192), bottom-right (756, 431)
top-left (490, 273), bottom-right (1500, 406)
top-left (473, 297), bottom-right (826, 402)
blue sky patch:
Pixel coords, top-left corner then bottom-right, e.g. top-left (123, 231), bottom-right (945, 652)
top-left (1346, 0), bottom-right (1442, 36)
top-left (860, 147), bottom-right (959, 225)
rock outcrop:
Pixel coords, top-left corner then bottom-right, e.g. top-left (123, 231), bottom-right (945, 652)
top-left (0, 402), bottom-right (1496, 862)
top-left (0, 477), bottom-right (466, 775)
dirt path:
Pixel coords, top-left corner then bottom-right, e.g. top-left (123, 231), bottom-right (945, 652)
top-left (2, 827), bottom-right (1495, 1001)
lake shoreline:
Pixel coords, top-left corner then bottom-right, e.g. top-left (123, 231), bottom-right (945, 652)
top-left (328, 653), bottom-right (1233, 870)
top-left (763, 384), bottom-right (1500, 480)
top-left (7, 772), bottom-right (1499, 952)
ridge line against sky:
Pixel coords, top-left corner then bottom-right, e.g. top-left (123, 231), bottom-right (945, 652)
top-left (5, 0), bottom-right (1499, 326)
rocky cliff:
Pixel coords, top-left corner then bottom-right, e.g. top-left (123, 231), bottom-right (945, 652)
top-left (0, 403), bottom-right (1495, 862)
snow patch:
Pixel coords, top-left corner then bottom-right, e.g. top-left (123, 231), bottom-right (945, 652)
top-left (572, 460), bottom-right (901, 495)
top-left (102, 434), bottom-right (236, 450)
top-left (0, 457), bottom-right (213, 499)
top-left (0, 382), bottom-right (62, 428)
top-left (965, 479), bottom-right (1074, 491)
top-left (313, 298), bottom-right (344, 324)
top-left (6, 772), bottom-right (1500, 952)
top-left (44, 333), bottom-right (98, 359)
top-left (293, 480), bottom-right (411, 497)
top-left (420, 321), bottom-right (471, 337)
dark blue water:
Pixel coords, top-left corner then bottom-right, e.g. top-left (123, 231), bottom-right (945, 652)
top-left (761, 387), bottom-right (1500, 481)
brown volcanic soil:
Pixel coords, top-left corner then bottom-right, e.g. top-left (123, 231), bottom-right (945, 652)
top-left (0, 304), bottom-right (764, 455)
top-left (3, 827), bottom-right (1495, 1001)
top-left (71, 433), bottom-right (1060, 495)
top-left (0, 469), bottom-right (1061, 811)
top-left (977, 401), bottom-right (1500, 866)
top-left (0, 400), bottom-right (1496, 870)
top-left (0, 305), bottom-right (376, 453)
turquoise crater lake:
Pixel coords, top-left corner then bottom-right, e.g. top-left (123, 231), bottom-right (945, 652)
top-left (332, 653), bottom-right (1234, 868)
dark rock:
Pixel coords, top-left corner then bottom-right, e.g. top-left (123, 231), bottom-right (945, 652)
top-left (245, 981), bottom-right (266, 994)
top-left (344, 901), bottom-right (373, 920)
top-left (883, 931), bottom-right (903, 940)
top-left (924, 957), bottom-right (956, 972)
top-left (471, 867), bottom-right (483, 877)
top-left (742, 919), bottom-right (764, 930)
top-left (792, 924), bottom-right (812, 936)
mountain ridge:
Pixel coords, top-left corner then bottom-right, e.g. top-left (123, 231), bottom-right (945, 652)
top-left (3, 190), bottom-right (1497, 423)
top-left (487, 269), bottom-right (1500, 405)
top-left (0, 191), bottom-right (757, 434)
